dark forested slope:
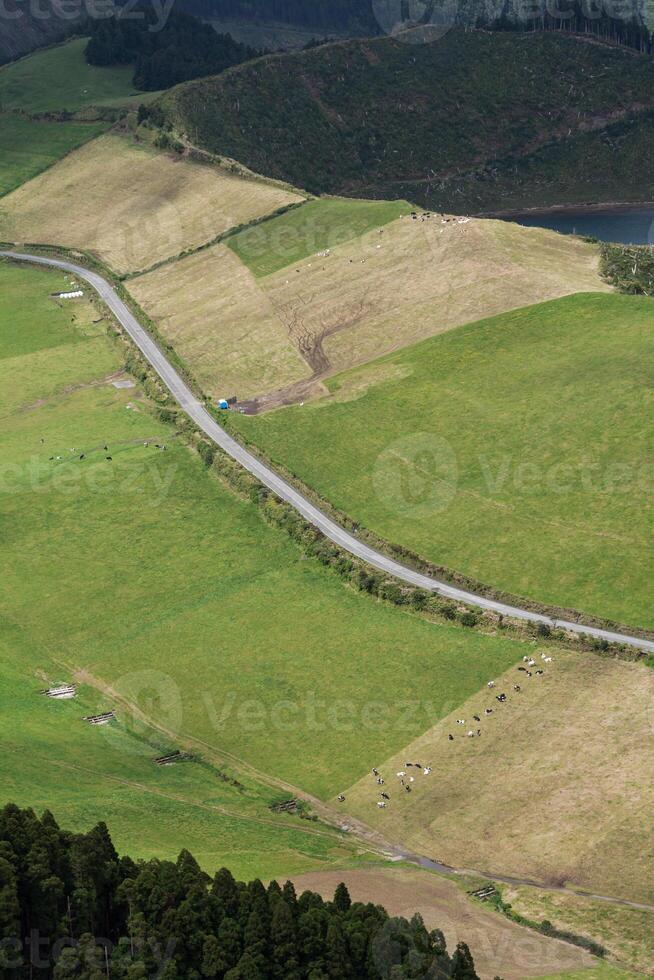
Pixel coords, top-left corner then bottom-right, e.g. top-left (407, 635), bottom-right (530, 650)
top-left (161, 29), bottom-right (654, 211)
top-left (0, 803), bottom-right (480, 979)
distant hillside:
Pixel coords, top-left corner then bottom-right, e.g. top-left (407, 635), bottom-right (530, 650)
top-left (161, 30), bottom-right (654, 211)
top-left (0, 2), bottom-right (82, 65)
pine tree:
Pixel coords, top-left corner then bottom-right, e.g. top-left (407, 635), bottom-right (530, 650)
top-left (333, 883), bottom-right (351, 913)
top-left (451, 941), bottom-right (479, 979)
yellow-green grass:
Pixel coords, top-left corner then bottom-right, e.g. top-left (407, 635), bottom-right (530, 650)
top-left (0, 133), bottom-right (304, 273)
top-left (0, 38), bottom-right (149, 113)
top-left (227, 197), bottom-right (411, 277)
top-left (257, 214), bottom-right (609, 390)
top-left (0, 259), bottom-right (523, 808)
top-left (0, 647), bottom-right (359, 880)
top-left (504, 884), bottom-right (654, 976)
top-left (128, 243), bottom-right (309, 400)
top-left (0, 263), bottom-right (364, 879)
top-left (0, 113), bottom-right (106, 198)
top-left (342, 650), bottom-right (654, 904)
top-left (534, 966), bottom-right (642, 979)
top-left (230, 292), bottom-right (654, 628)
top-left (136, 211), bottom-right (607, 403)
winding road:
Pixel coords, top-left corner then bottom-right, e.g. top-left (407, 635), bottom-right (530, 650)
top-left (5, 249), bottom-right (654, 654)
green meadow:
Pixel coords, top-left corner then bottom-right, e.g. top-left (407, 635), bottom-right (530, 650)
top-left (230, 292), bottom-right (654, 629)
top-left (0, 38), bottom-right (148, 113)
top-left (0, 256), bottom-right (521, 860)
top-left (227, 197), bottom-right (411, 277)
top-left (0, 114), bottom-right (106, 198)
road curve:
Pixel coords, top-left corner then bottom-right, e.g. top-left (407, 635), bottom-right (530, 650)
top-left (6, 250), bottom-right (654, 654)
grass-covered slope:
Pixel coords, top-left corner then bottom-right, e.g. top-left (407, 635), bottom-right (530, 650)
top-left (343, 649), bottom-right (654, 904)
top-left (0, 261), bottom-right (366, 878)
top-left (0, 38), bottom-right (144, 113)
top-left (0, 114), bottom-right (106, 199)
top-left (162, 30), bottom-right (654, 211)
top-left (0, 133), bottom-right (304, 273)
top-left (230, 292), bottom-right (654, 628)
top-left (0, 259), bottom-right (522, 811)
top-left (131, 205), bottom-right (609, 404)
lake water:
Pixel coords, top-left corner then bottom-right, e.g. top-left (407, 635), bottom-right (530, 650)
top-left (507, 207), bottom-right (654, 245)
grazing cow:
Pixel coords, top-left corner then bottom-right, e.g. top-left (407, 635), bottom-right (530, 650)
top-left (405, 785), bottom-right (412, 793)
top-left (448, 734), bottom-right (454, 741)
top-left (372, 768), bottom-right (379, 776)
top-left (467, 731), bottom-right (475, 737)
top-left (496, 693), bottom-right (507, 702)
top-left (423, 767), bottom-right (431, 775)
top-left (514, 685), bottom-right (521, 692)
top-left (414, 762), bottom-right (422, 768)
top-left (528, 659), bottom-right (536, 667)
top-left (106, 456), bottom-right (112, 461)
top-left (79, 454), bottom-right (85, 460)
top-left (456, 719), bottom-right (465, 725)
top-left (525, 670), bottom-right (532, 677)
top-left (376, 777), bottom-right (385, 785)
top-left (536, 669), bottom-right (544, 675)
top-left (49, 456), bottom-right (54, 461)
top-left (485, 708), bottom-right (493, 715)
top-left (523, 656), bottom-right (529, 662)
top-left (476, 729), bottom-right (481, 736)
top-left (487, 681), bottom-right (495, 688)
top-left (337, 795), bottom-right (345, 802)
top-left (381, 792), bottom-right (390, 800)
top-left (473, 715), bottom-right (480, 722)
top-left (377, 801), bottom-right (387, 808)
top-left (103, 445), bottom-right (108, 451)
top-left (396, 771), bottom-right (406, 777)
top-left (544, 656), bottom-right (553, 663)
top-left (518, 667), bottom-right (527, 673)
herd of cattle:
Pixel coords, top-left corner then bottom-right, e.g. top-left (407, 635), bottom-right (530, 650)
top-left (336, 653), bottom-right (553, 809)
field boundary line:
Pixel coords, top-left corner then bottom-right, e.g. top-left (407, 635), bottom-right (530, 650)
top-left (4, 248), bottom-right (654, 655)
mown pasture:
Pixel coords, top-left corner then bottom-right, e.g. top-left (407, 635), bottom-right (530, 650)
top-left (230, 292), bottom-right (654, 627)
top-left (0, 260), bottom-right (521, 810)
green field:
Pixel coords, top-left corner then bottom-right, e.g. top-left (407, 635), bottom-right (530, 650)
top-left (227, 197), bottom-right (411, 277)
top-left (0, 38), bottom-right (148, 113)
top-left (230, 292), bottom-right (654, 629)
top-left (0, 258), bottom-right (522, 840)
top-left (0, 113), bottom-right (106, 198)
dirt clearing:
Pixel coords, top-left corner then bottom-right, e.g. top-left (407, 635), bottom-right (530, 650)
top-left (286, 867), bottom-right (600, 979)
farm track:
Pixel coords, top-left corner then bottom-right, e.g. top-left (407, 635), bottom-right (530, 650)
top-left (5, 250), bottom-right (653, 654)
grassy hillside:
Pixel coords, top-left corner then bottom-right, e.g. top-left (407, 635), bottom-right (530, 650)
top-left (230, 292), bottom-right (654, 628)
top-left (227, 197), bottom-right (410, 276)
top-left (343, 649), bottom-right (654, 904)
top-left (161, 30), bottom-right (654, 211)
top-left (0, 2), bottom-right (80, 64)
top-left (0, 114), bottom-right (106, 198)
top-left (0, 133), bottom-right (304, 273)
top-left (0, 258), bottom-right (523, 809)
top-left (130, 205), bottom-right (609, 403)
top-left (0, 38), bottom-right (144, 113)
top-left (0, 261), bottom-right (366, 879)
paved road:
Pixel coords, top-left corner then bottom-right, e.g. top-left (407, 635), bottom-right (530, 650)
top-left (6, 250), bottom-right (654, 654)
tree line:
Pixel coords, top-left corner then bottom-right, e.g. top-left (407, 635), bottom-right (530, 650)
top-left (0, 803), bottom-right (482, 978)
top-left (85, 8), bottom-right (261, 90)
